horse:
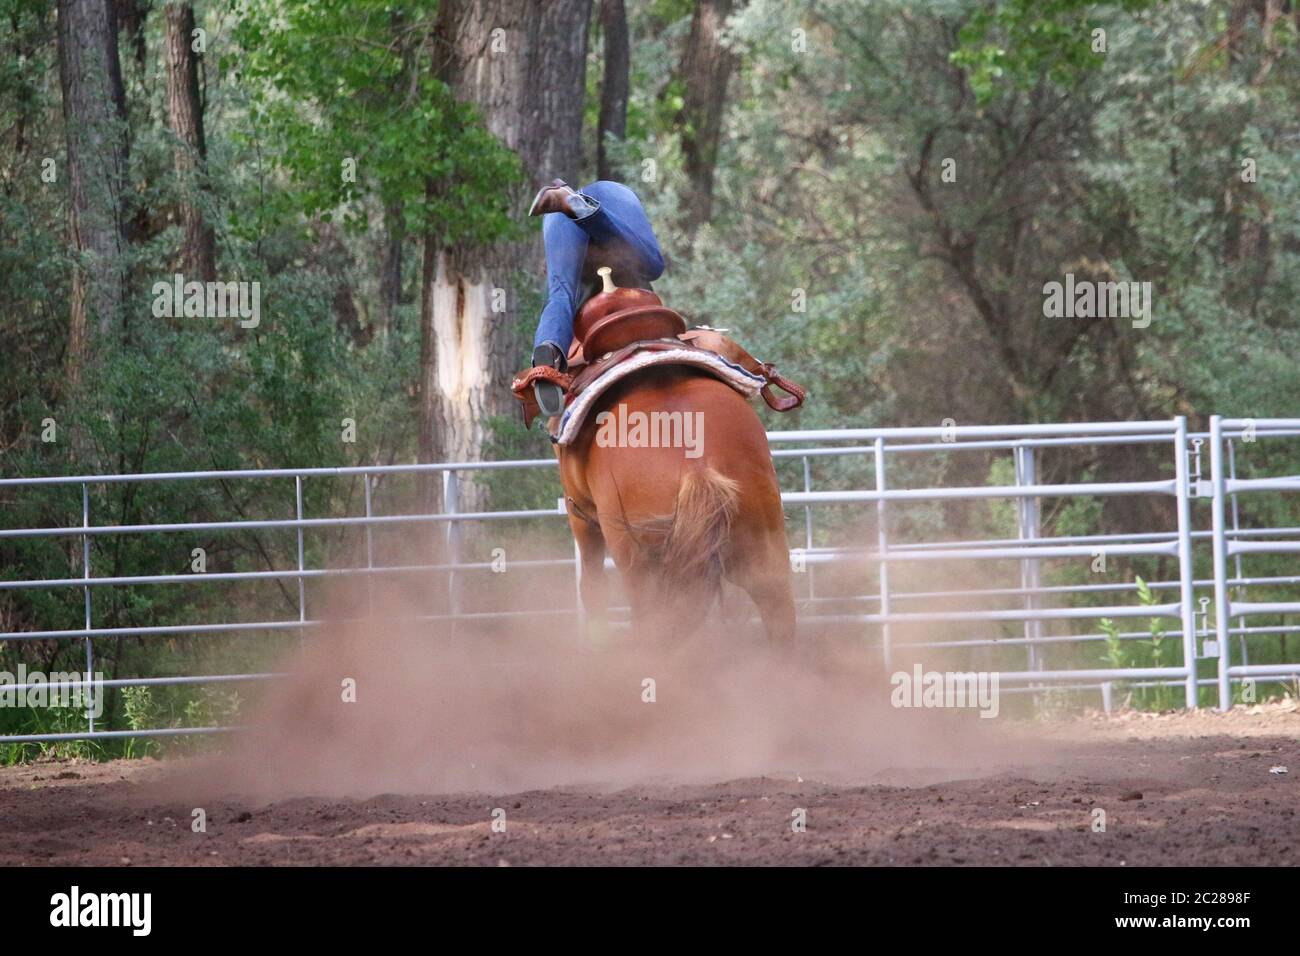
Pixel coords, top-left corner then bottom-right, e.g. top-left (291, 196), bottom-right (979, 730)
top-left (556, 363), bottom-right (796, 647)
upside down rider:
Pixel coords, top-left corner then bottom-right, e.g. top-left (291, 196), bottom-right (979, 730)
top-left (526, 179), bottom-right (666, 418)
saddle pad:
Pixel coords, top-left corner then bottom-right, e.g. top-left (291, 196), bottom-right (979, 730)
top-left (554, 347), bottom-right (767, 446)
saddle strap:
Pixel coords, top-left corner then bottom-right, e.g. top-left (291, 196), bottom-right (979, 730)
top-left (510, 329), bottom-right (807, 429)
top-left (759, 364), bottom-right (807, 412)
top-left (679, 329), bottom-right (806, 413)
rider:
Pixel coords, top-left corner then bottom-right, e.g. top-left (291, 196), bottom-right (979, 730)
top-left (527, 179), bottom-right (665, 417)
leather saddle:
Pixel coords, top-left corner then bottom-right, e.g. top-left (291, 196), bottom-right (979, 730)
top-left (571, 266), bottom-right (686, 362)
top-left (512, 267), bottom-right (806, 431)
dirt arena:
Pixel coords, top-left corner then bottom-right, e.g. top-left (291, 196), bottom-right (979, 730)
top-left (3, 703), bottom-right (1295, 867)
top-left (5, 573), bottom-right (1297, 868)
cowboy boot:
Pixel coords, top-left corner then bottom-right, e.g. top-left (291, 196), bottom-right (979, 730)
top-left (531, 342), bottom-right (568, 418)
top-left (528, 179), bottom-right (600, 219)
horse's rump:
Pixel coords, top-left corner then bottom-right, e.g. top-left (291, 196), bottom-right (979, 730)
top-left (556, 355), bottom-right (798, 645)
top-left (624, 466), bottom-right (740, 604)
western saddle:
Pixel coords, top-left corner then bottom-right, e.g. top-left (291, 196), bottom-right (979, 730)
top-left (512, 267), bottom-right (805, 431)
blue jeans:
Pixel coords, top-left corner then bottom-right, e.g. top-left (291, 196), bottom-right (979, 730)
top-left (534, 180), bottom-right (665, 353)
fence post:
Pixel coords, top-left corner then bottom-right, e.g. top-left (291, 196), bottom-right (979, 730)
top-left (1227, 440), bottom-right (1249, 668)
top-left (295, 476), bottom-right (306, 641)
top-left (443, 470), bottom-right (461, 629)
top-left (1173, 417), bottom-right (1199, 709)
top-left (81, 482), bottom-right (94, 734)
top-left (363, 474), bottom-right (374, 615)
top-left (802, 455), bottom-right (815, 603)
top-left (874, 438), bottom-right (892, 672)
top-left (1014, 444), bottom-right (1043, 672)
top-left (1208, 416), bottom-right (1233, 710)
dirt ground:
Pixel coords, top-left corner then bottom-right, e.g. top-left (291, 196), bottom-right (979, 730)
top-left (3, 702), bottom-right (1296, 866)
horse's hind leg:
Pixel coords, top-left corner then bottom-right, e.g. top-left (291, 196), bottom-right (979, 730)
top-left (620, 563), bottom-right (717, 643)
top-left (731, 536), bottom-right (796, 648)
top-left (570, 512), bottom-right (609, 640)
top-left (744, 574), bottom-right (796, 648)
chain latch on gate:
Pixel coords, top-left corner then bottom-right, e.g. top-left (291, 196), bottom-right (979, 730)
top-left (1198, 596), bottom-right (1219, 657)
top-left (1187, 438), bottom-right (1213, 498)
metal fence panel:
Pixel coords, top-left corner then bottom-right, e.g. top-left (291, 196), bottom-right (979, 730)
top-left (3, 416), bottom-right (1300, 742)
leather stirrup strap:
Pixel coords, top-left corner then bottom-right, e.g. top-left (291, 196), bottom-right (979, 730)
top-left (511, 365), bottom-right (575, 429)
top-left (512, 364), bottom-right (574, 393)
top-left (676, 328), bottom-right (805, 412)
top-left (758, 363), bottom-right (806, 412)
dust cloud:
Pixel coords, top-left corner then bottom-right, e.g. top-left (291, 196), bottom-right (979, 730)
top-left (186, 536), bottom-right (1032, 801)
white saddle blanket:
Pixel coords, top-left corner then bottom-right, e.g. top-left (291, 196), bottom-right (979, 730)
top-left (554, 347), bottom-right (767, 445)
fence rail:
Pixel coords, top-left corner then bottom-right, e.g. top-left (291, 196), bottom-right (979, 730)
top-left (2, 415), bottom-right (1298, 743)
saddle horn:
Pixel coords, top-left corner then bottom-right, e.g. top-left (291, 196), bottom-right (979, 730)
top-left (573, 265), bottom-right (686, 358)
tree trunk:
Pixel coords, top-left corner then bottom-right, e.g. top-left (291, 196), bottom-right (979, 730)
top-left (378, 201), bottom-right (404, 343)
top-left (114, 0), bottom-right (148, 73)
top-left (163, 2), bottom-right (216, 281)
top-left (313, 221), bottom-right (372, 349)
top-left (419, 0), bottom-right (591, 508)
top-left (675, 0), bottom-right (737, 230)
top-left (58, 0), bottom-right (130, 385)
top-left (597, 0), bottom-right (629, 181)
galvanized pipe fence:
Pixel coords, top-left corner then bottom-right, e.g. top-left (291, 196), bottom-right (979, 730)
top-left (1, 415), bottom-right (1298, 743)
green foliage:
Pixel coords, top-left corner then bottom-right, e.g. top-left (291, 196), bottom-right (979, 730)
top-left (230, 0), bottom-right (522, 243)
top-left (1098, 576), bottom-right (1180, 711)
top-left (951, 0), bottom-right (1159, 103)
top-left (121, 686), bottom-right (161, 759)
top-left (3, 0), bottom-right (1300, 753)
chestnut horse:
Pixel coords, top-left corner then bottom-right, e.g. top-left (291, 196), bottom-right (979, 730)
top-left (557, 364), bottom-right (795, 646)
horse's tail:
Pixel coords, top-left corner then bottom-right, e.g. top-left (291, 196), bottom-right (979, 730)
top-left (658, 466), bottom-right (741, 599)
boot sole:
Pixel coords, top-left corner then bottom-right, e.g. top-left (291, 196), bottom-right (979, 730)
top-left (534, 381), bottom-right (565, 418)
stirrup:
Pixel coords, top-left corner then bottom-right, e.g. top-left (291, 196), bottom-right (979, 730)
top-left (532, 342), bottom-right (567, 418)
